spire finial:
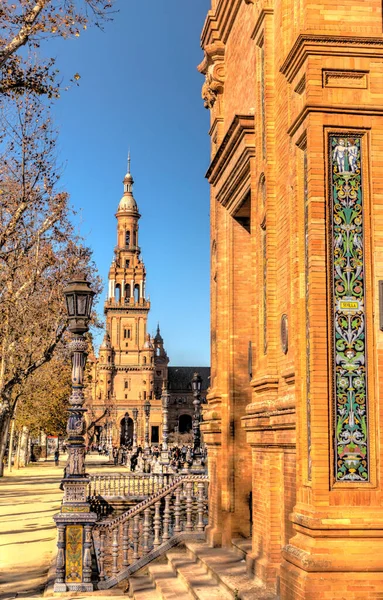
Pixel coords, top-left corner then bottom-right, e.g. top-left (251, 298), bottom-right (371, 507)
top-left (127, 149), bottom-right (131, 174)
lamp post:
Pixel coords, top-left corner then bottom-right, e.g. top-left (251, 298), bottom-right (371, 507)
top-left (132, 407), bottom-right (138, 452)
top-left (161, 381), bottom-right (170, 467)
top-left (190, 372), bottom-right (204, 473)
top-left (143, 398), bottom-right (151, 456)
top-left (53, 274), bottom-right (97, 592)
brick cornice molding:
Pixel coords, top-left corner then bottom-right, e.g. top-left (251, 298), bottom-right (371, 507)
top-left (281, 33), bottom-right (383, 83)
top-left (206, 114), bottom-right (255, 180)
top-left (288, 104), bottom-right (375, 138)
top-left (206, 114), bottom-right (255, 213)
top-left (201, 0), bottom-right (243, 46)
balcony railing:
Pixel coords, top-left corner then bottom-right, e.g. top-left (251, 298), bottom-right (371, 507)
top-left (87, 472), bottom-right (177, 500)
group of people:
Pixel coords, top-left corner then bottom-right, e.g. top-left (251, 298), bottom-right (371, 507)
top-left (109, 443), bottom-right (208, 473)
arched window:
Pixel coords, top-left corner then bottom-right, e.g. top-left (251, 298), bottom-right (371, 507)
top-left (133, 231), bottom-right (137, 246)
top-left (143, 356), bottom-right (147, 364)
top-left (125, 284), bottom-right (131, 299)
top-left (156, 347), bottom-right (160, 356)
top-left (115, 284), bottom-right (121, 303)
top-left (134, 285), bottom-right (140, 302)
top-left (125, 231), bottom-right (130, 247)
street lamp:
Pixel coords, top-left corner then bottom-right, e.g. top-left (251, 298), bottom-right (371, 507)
top-left (54, 273), bottom-right (97, 593)
top-left (132, 407), bottom-right (138, 452)
top-left (191, 372), bottom-right (204, 473)
top-left (144, 398), bottom-right (151, 456)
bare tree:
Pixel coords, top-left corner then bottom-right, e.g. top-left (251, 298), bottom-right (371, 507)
top-left (0, 93), bottom-right (101, 475)
top-left (0, 0), bottom-right (115, 96)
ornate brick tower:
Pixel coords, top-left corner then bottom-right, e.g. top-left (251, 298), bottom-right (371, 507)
top-left (96, 158), bottom-right (168, 447)
top-left (199, 1), bottom-right (383, 598)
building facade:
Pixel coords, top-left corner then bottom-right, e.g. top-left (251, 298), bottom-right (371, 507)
top-left (86, 164), bottom-right (209, 448)
top-left (199, 1), bottom-right (383, 598)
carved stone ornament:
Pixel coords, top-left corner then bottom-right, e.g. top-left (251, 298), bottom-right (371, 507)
top-left (198, 41), bottom-right (225, 110)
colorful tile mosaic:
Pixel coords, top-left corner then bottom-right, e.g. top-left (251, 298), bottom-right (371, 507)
top-left (329, 134), bottom-right (369, 482)
top-left (65, 525), bottom-right (83, 583)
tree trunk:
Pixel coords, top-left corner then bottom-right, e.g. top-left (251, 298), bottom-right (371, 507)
top-left (0, 415), bottom-right (10, 477)
top-left (7, 419), bottom-right (15, 472)
top-left (15, 431), bottom-right (22, 469)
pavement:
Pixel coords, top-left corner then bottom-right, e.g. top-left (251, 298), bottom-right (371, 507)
top-left (0, 455), bottom-right (126, 600)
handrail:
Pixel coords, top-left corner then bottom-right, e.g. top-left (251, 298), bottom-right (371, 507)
top-left (92, 475), bottom-right (209, 588)
top-left (94, 474), bottom-right (208, 529)
top-left (87, 472), bottom-right (178, 499)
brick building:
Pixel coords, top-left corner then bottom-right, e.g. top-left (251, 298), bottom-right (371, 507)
top-left (199, 0), bottom-right (383, 598)
top-left (86, 162), bottom-right (209, 448)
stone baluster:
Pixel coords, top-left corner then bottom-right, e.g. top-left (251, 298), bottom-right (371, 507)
top-left (197, 482), bottom-right (205, 531)
top-left (107, 476), bottom-right (111, 496)
top-left (185, 481), bottom-right (193, 531)
top-left (83, 525), bottom-right (93, 583)
top-left (142, 507), bottom-right (151, 553)
top-left (153, 501), bottom-right (161, 547)
top-left (55, 524), bottom-right (65, 585)
top-left (112, 526), bottom-right (119, 574)
top-left (122, 522), bottom-right (129, 566)
top-left (99, 532), bottom-right (106, 580)
top-left (174, 487), bottom-right (182, 533)
top-left (133, 515), bottom-right (140, 559)
top-left (162, 494), bottom-right (171, 541)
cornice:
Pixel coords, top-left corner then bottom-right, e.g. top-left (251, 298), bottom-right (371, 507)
top-left (206, 114), bottom-right (255, 184)
top-left (281, 33), bottom-right (383, 84)
top-left (251, 7), bottom-right (274, 44)
top-left (288, 104), bottom-right (375, 138)
top-left (201, 0), bottom-right (243, 47)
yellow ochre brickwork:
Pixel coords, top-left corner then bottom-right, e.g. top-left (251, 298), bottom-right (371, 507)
top-left (199, 0), bottom-right (383, 597)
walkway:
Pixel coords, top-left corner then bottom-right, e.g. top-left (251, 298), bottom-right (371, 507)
top-left (0, 455), bottom-right (121, 599)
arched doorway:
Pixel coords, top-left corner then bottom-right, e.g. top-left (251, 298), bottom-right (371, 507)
top-left (120, 413), bottom-right (133, 446)
top-left (178, 414), bottom-right (192, 434)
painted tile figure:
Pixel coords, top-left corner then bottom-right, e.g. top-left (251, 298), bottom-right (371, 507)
top-left (330, 134), bottom-right (369, 482)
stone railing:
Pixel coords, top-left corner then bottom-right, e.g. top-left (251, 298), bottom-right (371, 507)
top-left (93, 475), bottom-right (209, 589)
top-left (87, 472), bottom-right (178, 500)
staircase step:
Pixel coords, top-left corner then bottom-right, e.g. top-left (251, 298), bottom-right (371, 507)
top-left (166, 549), bottom-right (231, 600)
top-left (148, 560), bottom-right (194, 600)
top-left (128, 573), bottom-right (162, 600)
top-left (184, 542), bottom-right (277, 600)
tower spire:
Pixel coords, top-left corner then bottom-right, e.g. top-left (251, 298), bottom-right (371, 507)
top-left (127, 149), bottom-right (131, 175)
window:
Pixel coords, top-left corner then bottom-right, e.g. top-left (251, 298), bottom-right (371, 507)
top-left (124, 329), bottom-right (131, 339)
top-left (124, 381), bottom-right (128, 389)
top-left (125, 260), bottom-right (130, 268)
top-left (143, 356), bottom-right (147, 364)
top-left (125, 231), bottom-right (130, 246)
top-left (143, 391), bottom-right (147, 400)
top-left (156, 370), bottom-right (161, 376)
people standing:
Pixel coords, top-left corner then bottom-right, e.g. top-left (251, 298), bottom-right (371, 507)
top-left (54, 449), bottom-right (60, 467)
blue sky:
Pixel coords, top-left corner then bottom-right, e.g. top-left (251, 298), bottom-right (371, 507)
top-left (47, 0), bottom-right (211, 365)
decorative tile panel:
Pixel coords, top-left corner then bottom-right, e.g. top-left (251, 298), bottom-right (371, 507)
top-left (65, 525), bottom-right (83, 583)
top-left (329, 134), bottom-right (369, 482)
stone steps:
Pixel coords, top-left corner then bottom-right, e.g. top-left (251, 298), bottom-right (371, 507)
top-left (129, 542), bottom-right (278, 600)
